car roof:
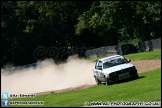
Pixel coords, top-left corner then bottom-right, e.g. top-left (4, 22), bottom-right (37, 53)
top-left (98, 55), bottom-right (123, 62)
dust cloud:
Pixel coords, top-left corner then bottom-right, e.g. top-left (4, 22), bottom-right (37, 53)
top-left (1, 56), bottom-right (96, 95)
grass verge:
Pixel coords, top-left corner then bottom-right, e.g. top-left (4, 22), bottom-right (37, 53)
top-left (125, 50), bottom-right (161, 61)
top-left (86, 50), bottom-right (161, 61)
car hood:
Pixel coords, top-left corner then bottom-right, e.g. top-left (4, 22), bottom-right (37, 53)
top-left (102, 63), bottom-right (134, 74)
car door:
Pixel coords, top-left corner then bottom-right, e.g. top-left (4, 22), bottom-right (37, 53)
top-left (93, 61), bottom-right (99, 77)
top-left (95, 61), bottom-right (105, 81)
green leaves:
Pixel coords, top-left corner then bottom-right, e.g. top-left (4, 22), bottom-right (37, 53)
top-left (1, 1), bottom-right (93, 65)
top-left (1, 1), bottom-right (161, 66)
top-left (75, 1), bottom-right (161, 47)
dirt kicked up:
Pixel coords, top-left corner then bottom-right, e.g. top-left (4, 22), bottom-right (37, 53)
top-left (1, 56), bottom-right (161, 95)
top-left (1, 56), bottom-right (96, 95)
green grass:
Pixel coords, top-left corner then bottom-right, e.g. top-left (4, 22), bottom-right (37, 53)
top-left (5, 68), bottom-right (161, 107)
top-left (86, 50), bottom-right (161, 61)
top-left (125, 50), bottom-right (161, 61)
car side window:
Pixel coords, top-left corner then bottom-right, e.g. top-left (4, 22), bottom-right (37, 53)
top-left (95, 61), bottom-right (102, 70)
top-left (98, 61), bottom-right (102, 67)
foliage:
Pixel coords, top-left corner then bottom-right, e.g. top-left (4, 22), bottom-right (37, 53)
top-left (1, 1), bottom-right (92, 66)
top-left (1, 1), bottom-right (161, 66)
top-left (75, 1), bottom-right (161, 46)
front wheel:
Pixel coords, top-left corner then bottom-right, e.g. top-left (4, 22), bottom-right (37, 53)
top-left (134, 74), bottom-right (139, 79)
top-left (105, 78), bottom-right (111, 85)
top-left (94, 76), bottom-right (101, 85)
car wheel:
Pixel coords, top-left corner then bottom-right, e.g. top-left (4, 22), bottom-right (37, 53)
top-left (105, 78), bottom-right (111, 85)
top-left (135, 74), bottom-right (139, 79)
top-left (131, 74), bottom-right (138, 80)
top-left (94, 76), bottom-right (101, 85)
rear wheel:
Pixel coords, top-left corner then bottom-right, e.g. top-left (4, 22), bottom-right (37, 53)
top-left (94, 76), bottom-right (101, 85)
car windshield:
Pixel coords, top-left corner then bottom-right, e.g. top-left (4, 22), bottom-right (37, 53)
top-left (103, 57), bottom-right (128, 69)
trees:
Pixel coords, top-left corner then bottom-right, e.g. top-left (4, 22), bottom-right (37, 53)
top-left (75, 1), bottom-right (161, 47)
top-left (1, 1), bottom-right (92, 66)
top-left (1, 1), bottom-right (19, 65)
top-left (1, 1), bottom-right (160, 66)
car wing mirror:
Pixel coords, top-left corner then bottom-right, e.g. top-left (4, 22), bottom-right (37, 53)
top-left (128, 59), bottom-right (131, 63)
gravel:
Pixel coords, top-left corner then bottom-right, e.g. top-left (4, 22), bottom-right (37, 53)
top-left (131, 60), bottom-right (161, 73)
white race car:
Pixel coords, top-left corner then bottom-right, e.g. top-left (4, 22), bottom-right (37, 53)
top-left (92, 55), bottom-right (138, 85)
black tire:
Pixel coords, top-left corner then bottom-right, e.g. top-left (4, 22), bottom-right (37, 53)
top-left (130, 74), bottom-right (138, 80)
top-left (94, 76), bottom-right (101, 85)
top-left (135, 74), bottom-right (139, 79)
top-left (105, 77), bottom-right (111, 85)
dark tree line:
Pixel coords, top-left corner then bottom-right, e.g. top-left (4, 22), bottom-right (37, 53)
top-left (1, 1), bottom-right (161, 67)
